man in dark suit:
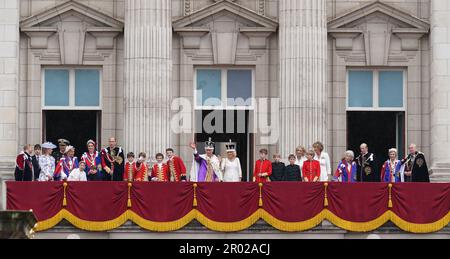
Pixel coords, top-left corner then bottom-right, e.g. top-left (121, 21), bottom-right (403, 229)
top-left (31, 144), bottom-right (41, 181)
top-left (355, 143), bottom-right (379, 182)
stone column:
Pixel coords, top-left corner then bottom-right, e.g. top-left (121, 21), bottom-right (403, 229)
top-left (430, 1), bottom-right (450, 182)
top-left (0, 0), bottom-right (20, 208)
top-left (279, 0), bottom-right (328, 157)
top-left (124, 0), bottom-right (172, 156)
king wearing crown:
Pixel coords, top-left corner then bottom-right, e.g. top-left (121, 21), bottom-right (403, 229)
top-left (189, 138), bottom-right (223, 182)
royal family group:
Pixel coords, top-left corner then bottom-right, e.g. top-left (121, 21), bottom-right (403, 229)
top-left (14, 137), bottom-right (430, 184)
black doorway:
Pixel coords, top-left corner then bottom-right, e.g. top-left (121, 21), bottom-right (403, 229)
top-left (347, 111), bottom-right (405, 172)
top-left (43, 110), bottom-right (101, 159)
top-left (195, 110), bottom-right (252, 181)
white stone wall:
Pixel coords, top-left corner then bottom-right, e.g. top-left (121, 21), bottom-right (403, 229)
top-left (327, 0), bottom-right (433, 171)
top-left (0, 0), bottom-right (448, 184)
top-left (123, 0), bottom-right (173, 156)
top-left (172, 0), bottom-right (278, 174)
top-left (0, 0), bottom-right (20, 209)
top-left (327, 0), bottom-right (430, 20)
top-left (429, 0), bottom-right (450, 180)
top-left (172, 0), bottom-right (278, 19)
top-left (279, 0), bottom-right (328, 158)
top-left (19, 0), bottom-right (125, 19)
top-left (0, 0), bottom-right (19, 162)
top-left (15, 0), bottom-right (124, 150)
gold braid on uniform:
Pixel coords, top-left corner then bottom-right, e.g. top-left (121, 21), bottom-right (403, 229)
top-left (169, 160), bottom-right (176, 182)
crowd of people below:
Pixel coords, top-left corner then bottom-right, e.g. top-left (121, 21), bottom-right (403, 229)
top-left (13, 137), bottom-right (430, 184)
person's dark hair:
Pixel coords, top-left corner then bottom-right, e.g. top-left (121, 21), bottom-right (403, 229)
top-left (155, 153), bottom-right (164, 159)
top-left (288, 154), bottom-right (296, 160)
top-left (166, 148), bottom-right (174, 153)
top-left (259, 148), bottom-right (268, 155)
top-left (138, 152), bottom-right (147, 158)
top-left (34, 144), bottom-right (41, 150)
top-left (127, 152), bottom-right (135, 158)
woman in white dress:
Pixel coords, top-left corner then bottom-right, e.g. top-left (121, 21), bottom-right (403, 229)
top-left (294, 146), bottom-right (307, 174)
top-left (220, 141), bottom-right (242, 182)
top-left (313, 141), bottom-right (331, 182)
top-left (38, 142), bottom-right (56, 181)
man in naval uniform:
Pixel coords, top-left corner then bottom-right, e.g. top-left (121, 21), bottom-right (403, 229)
top-left (53, 139), bottom-right (70, 164)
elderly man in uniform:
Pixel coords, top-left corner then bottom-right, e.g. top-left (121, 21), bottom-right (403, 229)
top-left (401, 144), bottom-right (430, 183)
top-left (355, 143), bottom-right (378, 182)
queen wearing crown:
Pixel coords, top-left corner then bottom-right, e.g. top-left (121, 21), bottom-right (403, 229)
top-left (220, 140), bottom-right (242, 182)
top-left (189, 138), bottom-right (223, 182)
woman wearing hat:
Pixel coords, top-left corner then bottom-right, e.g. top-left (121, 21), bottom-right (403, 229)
top-left (381, 148), bottom-right (403, 183)
top-left (54, 145), bottom-right (79, 181)
top-left (220, 140), bottom-right (242, 182)
top-left (81, 140), bottom-right (104, 181)
top-left (38, 142), bottom-right (56, 181)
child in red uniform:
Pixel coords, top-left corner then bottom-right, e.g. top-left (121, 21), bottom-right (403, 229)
top-left (124, 152), bottom-right (135, 181)
top-left (253, 149), bottom-right (272, 183)
top-left (302, 150), bottom-right (321, 182)
top-left (134, 152), bottom-right (148, 181)
top-left (151, 153), bottom-right (169, 182)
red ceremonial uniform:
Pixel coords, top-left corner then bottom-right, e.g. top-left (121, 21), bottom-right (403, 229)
top-left (167, 156), bottom-right (187, 182)
top-left (15, 152), bottom-right (33, 181)
top-left (124, 161), bottom-right (135, 181)
top-left (253, 159), bottom-right (272, 183)
top-left (123, 161), bottom-right (147, 181)
top-left (151, 163), bottom-right (170, 182)
top-left (133, 162), bottom-right (147, 182)
top-left (302, 160), bottom-right (321, 182)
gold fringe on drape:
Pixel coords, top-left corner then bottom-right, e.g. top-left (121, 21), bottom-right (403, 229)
top-left (31, 182), bottom-right (449, 234)
top-left (33, 209), bottom-right (450, 234)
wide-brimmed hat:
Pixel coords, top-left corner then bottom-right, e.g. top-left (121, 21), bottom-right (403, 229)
top-left (64, 145), bottom-right (75, 154)
top-left (41, 142), bottom-right (57, 149)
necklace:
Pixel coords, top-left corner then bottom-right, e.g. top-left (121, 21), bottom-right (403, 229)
top-left (86, 152), bottom-right (97, 167)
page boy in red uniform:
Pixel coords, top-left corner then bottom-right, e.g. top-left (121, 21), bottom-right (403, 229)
top-left (253, 148), bottom-right (272, 183)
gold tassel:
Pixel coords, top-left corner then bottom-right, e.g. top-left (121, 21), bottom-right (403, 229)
top-left (388, 184), bottom-right (393, 208)
top-left (258, 183), bottom-right (263, 207)
top-left (324, 183), bottom-right (329, 207)
top-left (63, 182), bottom-right (68, 207)
top-left (127, 182), bottom-right (132, 208)
top-left (193, 183), bottom-right (198, 207)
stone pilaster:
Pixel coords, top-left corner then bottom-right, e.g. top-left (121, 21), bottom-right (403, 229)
top-left (124, 0), bottom-right (172, 156)
top-left (430, 0), bottom-right (450, 182)
top-left (0, 0), bottom-right (20, 208)
top-left (279, 0), bottom-right (328, 157)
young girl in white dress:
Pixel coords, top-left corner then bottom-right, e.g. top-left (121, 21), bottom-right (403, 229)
top-left (220, 141), bottom-right (242, 182)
